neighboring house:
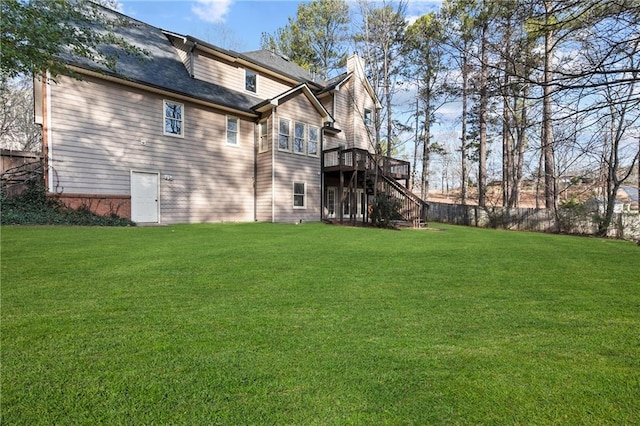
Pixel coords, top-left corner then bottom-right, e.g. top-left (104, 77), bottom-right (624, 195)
top-left (36, 8), bottom-right (425, 225)
top-left (585, 196), bottom-right (627, 214)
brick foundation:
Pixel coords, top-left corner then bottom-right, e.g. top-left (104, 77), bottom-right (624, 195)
top-left (50, 193), bottom-right (131, 219)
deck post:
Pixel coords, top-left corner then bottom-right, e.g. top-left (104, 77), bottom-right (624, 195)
top-left (339, 168), bottom-right (344, 224)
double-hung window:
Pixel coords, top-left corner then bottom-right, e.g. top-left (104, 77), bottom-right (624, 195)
top-left (364, 108), bottom-right (372, 126)
top-left (259, 121), bottom-right (268, 152)
top-left (164, 100), bottom-right (183, 137)
top-left (294, 122), bottom-right (305, 154)
top-left (245, 69), bottom-right (257, 93)
top-left (293, 182), bottom-right (306, 208)
top-left (279, 118), bottom-right (290, 151)
top-left (308, 126), bottom-right (319, 156)
top-left (226, 116), bottom-right (238, 146)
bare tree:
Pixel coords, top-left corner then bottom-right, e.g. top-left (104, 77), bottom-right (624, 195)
top-left (0, 75), bottom-right (41, 152)
top-left (355, 0), bottom-right (407, 158)
top-left (404, 12), bottom-right (450, 201)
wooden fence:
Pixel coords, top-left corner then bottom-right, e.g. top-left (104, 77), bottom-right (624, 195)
top-left (427, 201), bottom-right (640, 241)
top-left (1, 150), bottom-right (43, 197)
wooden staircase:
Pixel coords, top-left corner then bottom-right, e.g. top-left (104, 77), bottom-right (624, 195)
top-left (323, 147), bottom-right (427, 228)
top-left (373, 172), bottom-right (428, 228)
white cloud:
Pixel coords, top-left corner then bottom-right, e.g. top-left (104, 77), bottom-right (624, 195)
top-left (192, 0), bottom-right (233, 24)
top-left (405, 0), bottom-right (443, 25)
top-left (406, 15), bottom-right (420, 26)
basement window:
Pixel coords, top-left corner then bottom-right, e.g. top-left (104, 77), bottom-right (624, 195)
top-left (293, 182), bottom-right (306, 208)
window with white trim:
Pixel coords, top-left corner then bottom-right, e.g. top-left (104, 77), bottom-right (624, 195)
top-left (294, 122), bottom-right (305, 154)
top-left (259, 121), bottom-right (268, 152)
top-left (279, 118), bottom-right (290, 151)
top-left (308, 126), bottom-right (319, 156)
top-left (293, 182), bottom-right (306, 208)
top-left (245, 69), bottom-right (257, 93)
top-left (364, 108), bottom-right (372, 126)
top-left (163, 100), bottom-right (183, 137)
top-left (226, 116), bottom-right (238, 145)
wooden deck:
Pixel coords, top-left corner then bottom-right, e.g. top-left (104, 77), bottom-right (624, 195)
top-left (322, 147), bottom-right (410, 182)
top-left (321, 147), bottom-right (427, 227)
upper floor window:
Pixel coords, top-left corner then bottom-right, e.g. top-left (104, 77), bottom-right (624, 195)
top-left (245, 69), bottom-right (257, 93)
top-left (279, 118), bottom-right (290, 151)
top-left (164, 100), bottom-right (183, 137)
top-left (226, 116), bottom-right (238, 145)
top-left (308, 126), bottom-right (319, 156)
top-left (294, 122), bottom-right (305, 154)
top-left (364, 108), bottom-right (372, 126)
top-left (259, 121), bottom-right (268, 152)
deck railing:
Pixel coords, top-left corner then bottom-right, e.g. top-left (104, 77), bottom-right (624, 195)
top-left (377, 173), bottom-right (427, 227)
top-left (323, 147), bottom-right (427, 227)
top-left (322, 147), bottom-right (409, 181)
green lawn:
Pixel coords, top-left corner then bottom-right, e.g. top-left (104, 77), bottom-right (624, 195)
top-left (1, 223), bottom-right (638, 425)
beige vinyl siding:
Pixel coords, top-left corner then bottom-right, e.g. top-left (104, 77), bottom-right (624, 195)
top-left (324, 91), bottom-right (350, 149)
top-left (272, 92), bottom-right (323, 222)
top-left (351, 76), bottom-right (376, 151)
top-left (193, 51), bottom-right (293, 99)
top-left (193, 51), bottom-right (244, 91)
top-left (169, 37), bottom-right (192, 76)
top-left (273, 154), bottom-right (321, 222)
top-left (256, 114), bottom-right (273, 222)
top-left (257, 73), bottom-right (292, 100)
top-left (49, 75), bottom-right (255, 224)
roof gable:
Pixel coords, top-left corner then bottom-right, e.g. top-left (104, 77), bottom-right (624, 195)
top-left (253, 84), bottom-right (333, 124)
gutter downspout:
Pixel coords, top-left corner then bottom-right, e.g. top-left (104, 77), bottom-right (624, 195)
top-left (320, 128), bottom-right (324, 222)
top-left (271, 106), bottom-right (276, 223)
top-left (44, 72), bottom-right (53, 192)
top-left (253, 119), bottom-right (258, 221)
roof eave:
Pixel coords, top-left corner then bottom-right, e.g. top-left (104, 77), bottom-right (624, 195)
top-left (67, 65), bottom-right (259, 118)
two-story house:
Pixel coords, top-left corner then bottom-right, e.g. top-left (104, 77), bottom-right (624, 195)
top-left (36, 7), bottom-right (425, 225)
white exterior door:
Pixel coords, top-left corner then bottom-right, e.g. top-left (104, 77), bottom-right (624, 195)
top-left (327, 187), bottom-right (336, 218)
top-left (356, 189), bottom-right (365, 218)
top-left (131, 171), bottom-right (159, 223)
top-left (342, 188), bottom-right (365, 218)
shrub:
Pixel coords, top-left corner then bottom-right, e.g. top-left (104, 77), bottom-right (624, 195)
top-left (1, 179), bottom-right (134, 226)
top-left (557, 197), bottom-right (590, 234)
top-left (370, 192), bottom-right (401, 228)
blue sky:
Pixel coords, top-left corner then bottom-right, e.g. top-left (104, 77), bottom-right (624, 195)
top-left (118, 0), bottom-right (443, 52)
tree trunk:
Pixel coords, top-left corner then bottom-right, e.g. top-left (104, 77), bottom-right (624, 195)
top-left (412, 97), bottom-right (419, 191)
top-left (502, 22), bottom-right (512, 208)
top-left (460, 52), bottom-right (469, 205)
top-left (478, 20), bottom-right (488, 207)
top-left (502, 75), bottom-right (511, 207)
top-left (511, 87), bottom-right (527, 208)
top-left (542, 0), bottom-right (557, 212)
top-left (421, 94), bottom-right (431, 201)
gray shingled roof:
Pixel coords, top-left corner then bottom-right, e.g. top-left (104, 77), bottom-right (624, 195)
top-left (62, 8), bottom-right (263, 114)
top-left (318, 72), bottom-right (350, 95)
top-left (241, 50), bottom-right (327, 87)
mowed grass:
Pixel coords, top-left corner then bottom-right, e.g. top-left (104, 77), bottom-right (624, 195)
top-left (1, 223), bottom-right (639, 425)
